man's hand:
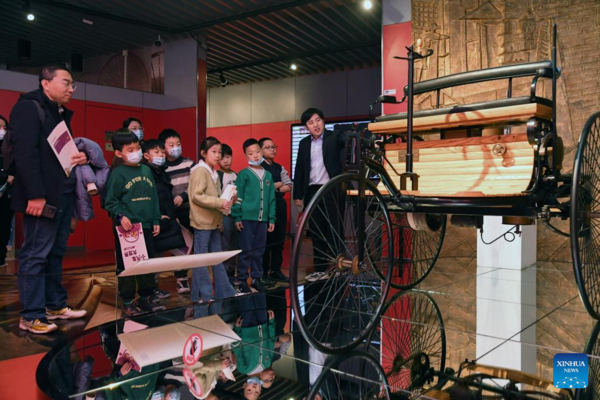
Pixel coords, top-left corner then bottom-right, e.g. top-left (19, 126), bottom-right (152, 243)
top-left (174, 196), bottom-right (183, 207)
top-left (235, 317), bottom-right (243, 327)
top-left (268, 223), bottom-right (275, 232)
top-left (294, 199), bottom-right (303, 209)
top-left (235, 221), bottom-right (244, 231)
top-left (121, 216), bottom-right (132, 231)
top-left (7, 175), bottom-right (14, 185)
top-left (71, 152), bottom-right (88, 166)
top-left (26, 198), bottom-right (46, 217)
top-left (153, 225), bottom-right (160, 236)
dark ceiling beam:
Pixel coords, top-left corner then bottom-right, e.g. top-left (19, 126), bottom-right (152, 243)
top-left (30, 0), bottom-right (169, 31)
top-left (207, 41), bottom-right (379, 74)
top-left (170, 0), bottom-right (321, 34)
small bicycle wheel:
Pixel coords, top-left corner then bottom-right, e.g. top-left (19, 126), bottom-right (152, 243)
top-left (576, 322), bottom-right (599, 400)
top-left (571, 111), bottom-right (600, 320)
top-left (308, 351), bottom-right (390, 400)
top-left (375, 212), bottom-right (447, 289)
top-left (290, 173), bottom-right (393, 354)
top-left (366, 290), bottom-right (446, 395)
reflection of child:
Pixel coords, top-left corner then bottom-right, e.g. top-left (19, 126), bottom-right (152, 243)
top-left (217, 144), bottom-right (239, 282)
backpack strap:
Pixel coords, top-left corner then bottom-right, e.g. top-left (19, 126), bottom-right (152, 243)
top-left (30, 100), bottom-right (45, 125)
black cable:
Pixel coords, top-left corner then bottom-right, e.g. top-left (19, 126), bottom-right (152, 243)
top-left (479, 225), bottom-right (521, 245)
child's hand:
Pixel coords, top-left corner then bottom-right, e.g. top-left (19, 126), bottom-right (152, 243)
top-left (121, 216), bottom-right (132, 231)
top-left (221, 199), bottom-right (231, 210)
top-left (161, 215), bottom-right (170, 220)
top-left (235, 317), bottom-right (243, 327)
top-left (268, 223), bottom-right (275, 232)
top-left (153, 225), bottom-right (160, 236)
top-left (120, 362), bottom-right (132, 376)
top-left (268, 310), bottom-right (275, 320)
top-left (236, 222), bottom-right (244, 231)
top-left (174, 196), bottom-right (183, 207)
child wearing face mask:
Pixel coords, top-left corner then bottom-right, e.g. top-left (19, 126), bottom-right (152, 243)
top-left (231, 139), bottom-right (276, 294)
top-left (0, 115), bottom-right (14, 268)
top-left (111, 117), bottom-right (145, 170)
top-left (105, 129), bottom-right (164, 317)
top-left (188, 137), bottom-right (237, 315)
top-left (159, 128), bottom-right (195, 293)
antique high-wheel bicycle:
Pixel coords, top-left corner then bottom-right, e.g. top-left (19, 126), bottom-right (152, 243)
top-left (290, 25), bottom-right (600, 354)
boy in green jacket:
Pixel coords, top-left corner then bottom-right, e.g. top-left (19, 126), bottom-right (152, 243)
top-left (231, 139), bottom-right (276, 293)
top-left (105, 129), bottom-right (163, 317)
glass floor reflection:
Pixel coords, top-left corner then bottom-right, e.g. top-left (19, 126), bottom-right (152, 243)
top-left (0, 256), bottom-right (598, 399)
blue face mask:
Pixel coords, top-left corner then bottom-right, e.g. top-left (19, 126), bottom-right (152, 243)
top-left (132, 129), bottom-right (143, 141)
top-left (126, 150), bottom-right (143, 164)
top-left (248, 157), bottom-right (264, 167)
top-left (152, 156), bottom-right (165, 166)
top-left (169, 146), bottom-right (182, 158)
top-left (246, 377), bottom-right (262, 385)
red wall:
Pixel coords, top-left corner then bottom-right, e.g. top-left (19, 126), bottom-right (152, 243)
top-left (0, 88), bottom-right (196, 252)
top-left (382, 22), bottom-right (412, 115)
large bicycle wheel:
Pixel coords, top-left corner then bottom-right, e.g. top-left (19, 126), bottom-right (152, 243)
top-left (366, 290), bottom-right (446, 395)
top-left (307, 351), bottom-right (390, 400)
top-left (374, 212), bottom-right (446, 289)
top-left (576, 322), bottom-right (600, 400)
top-left (571, 111), bottom-right (600, 320)
top-left (290, 173), bottom-right (393, 354)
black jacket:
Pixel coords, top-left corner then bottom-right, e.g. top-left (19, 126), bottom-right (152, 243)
top-left (143, 160), bottom-right (185, 252)
top-left (293, 129), bottom-right (345, 203)
top-left (9, 89), bottom-right (74, 213)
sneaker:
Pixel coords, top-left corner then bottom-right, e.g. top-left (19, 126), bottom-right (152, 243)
top-left (177, 278), bottom-right (190, 293)
top-left (122, 302), bottom-right (142, 317)
top-left (238, 282), bottom-right (251, 294)
top-left (46, 306), bottom-right (87, 320)
top-left (259, 277), bottom-right (273, 287)
top-left (305, 272), bottom-right (329, 282)
top-left (19, 317), bottom-right (58, 334)
top-left (137, 297), bottom-right (166, 313)
top-left (152, 288), bottom-right (171, 299)
top-left (251, 279), bottom-right (265, 293)
top-left (230, 277), bottom-right (243, 286)
top-left (269, 271), bottom-right (289, 282)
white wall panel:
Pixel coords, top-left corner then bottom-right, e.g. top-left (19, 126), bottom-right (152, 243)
top-left (251, 78), bottom-right (295, 123)
top-left (209, 84), bottom-right (252, 127)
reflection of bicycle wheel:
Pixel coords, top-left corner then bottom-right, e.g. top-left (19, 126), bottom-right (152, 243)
top-left (366, 290), bottom-right (446, 395)
top-left (290, 174), bottom-right (393, 354)
top-left (307, 351), bottom-right (390, 400)
top-left (576, 322), bottom-right (600, 400)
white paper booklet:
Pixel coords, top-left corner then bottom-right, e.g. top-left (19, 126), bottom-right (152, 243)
top-left (47, 121), bottom-right (78, 177)
top-left (220, 185), bottom-right (236, 215)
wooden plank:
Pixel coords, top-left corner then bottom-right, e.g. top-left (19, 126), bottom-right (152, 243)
top-left (384, 133), bottom-right (530, 151)
top-left (386, 159), bottom-right (534, 175)
top-left (463, 364), bottom-right (569, 395)
top-left (369, 103), bottom-right (552, 135)
top-left (387, 149), bottom-right (533, 163)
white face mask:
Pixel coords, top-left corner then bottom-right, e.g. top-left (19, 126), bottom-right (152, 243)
top-left (152, 156), bottom-right (165, 166)
top-left (169, 146), bottom-right (182, 158)
top-left (0, 129), bottom-right (5, 141)
top-left (248, 157), bottom-right (264, 167)
top-left (126, 150), bottom-right (143, 164)
top-left (132, 129), bottom-right (144, 141)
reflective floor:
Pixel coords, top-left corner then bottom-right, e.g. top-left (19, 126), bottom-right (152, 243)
top-left (0, 242), bottom-right (598, 399)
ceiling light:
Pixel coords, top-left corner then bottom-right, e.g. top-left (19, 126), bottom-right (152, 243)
top-left (219, 72), bottom-right (228, 87)
top-left (27, 13), bottom-right (35, 21)
top-left (82, 18), bottom-right (94, 25)
top-left (290, 63), bottom-right (297, 71)
top-left (363, 0), bottom-right (373, 10)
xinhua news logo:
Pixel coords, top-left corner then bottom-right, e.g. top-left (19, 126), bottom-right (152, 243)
top-left (553, 353), bottom-right (588, 389)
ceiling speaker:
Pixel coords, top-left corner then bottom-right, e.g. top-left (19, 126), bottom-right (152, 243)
top-left (18, 39), bottom-right (31, 60)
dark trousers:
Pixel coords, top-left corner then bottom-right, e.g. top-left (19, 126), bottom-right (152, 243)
top-left (18, 193), bottom-right (74, 320)
top-left (173, 206), bottom-right (189, 279)
top-left (221, 215), bottom-right (239, 276)
top-left (240, 292), bottom-right (267, 328)
top-left (0, 194), bottom-right (14, 264)
top-left (262, 198), bottom-right (287, 275)
top-left (114, 227), bottom-right (157, 303)
top-left (237, 220), bottom-right (267, 280)
top-left (306, 185), bottom-right (344, 272)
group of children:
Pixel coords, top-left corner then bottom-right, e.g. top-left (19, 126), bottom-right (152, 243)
top-left (104, 119), bottom-right (290, 316)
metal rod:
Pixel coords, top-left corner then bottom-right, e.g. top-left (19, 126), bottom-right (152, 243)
top-left (406, 46), bottom-right (415, 175)
top-left (552, 24), bottom-right (558, 181)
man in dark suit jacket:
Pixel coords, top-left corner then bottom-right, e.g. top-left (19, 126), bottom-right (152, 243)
top-left (293, 108), bottom-right (345, 280)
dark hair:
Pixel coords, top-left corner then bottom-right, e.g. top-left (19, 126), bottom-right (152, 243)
top-left (38, 65), bottom-right (72, 90)
top-left (122, 117), bottom-right (142, 129)
top-left (0, 115), bottom-right (8, 130)
top-left (142, 139), bottom-right (164, 154)
top-left (221, 143), bottom-right (233, 157)
top-left (112, 128), bottom-right (139, 151)
top-left (301, 107), bottom-right (324, 126)
top-left (199, 136), bottom-right (221, 160)
top-left (258, 137), bottom-right (273, 148)
top-left (158, 128), bottom-right (181, 143)
top-left (243, 138), bottom-right (260, 153)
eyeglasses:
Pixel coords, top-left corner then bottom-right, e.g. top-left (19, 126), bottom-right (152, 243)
top-left (47, 79), bottom-right (77, 91)
top-left (263, 145), bottom-right (278, 150)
